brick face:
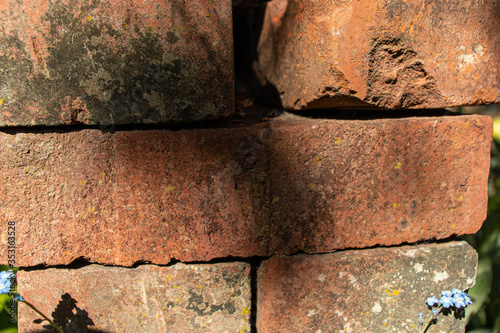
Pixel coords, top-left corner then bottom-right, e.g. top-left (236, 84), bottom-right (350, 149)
top-left (257, 0), bottom-right (500, 110)
top-left (0, 114), bottom-right (491, 266)
top-left (17, 263), bottom-right (251, 333)
top-left (257, 241), bottom-right (477, 333)
top-left (0, 0), bottom-right (234, 126)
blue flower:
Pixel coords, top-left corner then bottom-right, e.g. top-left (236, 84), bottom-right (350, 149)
top-left (432, 309), bottom-right (439, 319)
top-left (0, 277), bottom-right (12, 294)
top-left (441, 290), bottom-right (453, 298)
top-left (462, 293), bottom-right (473, 306)
top-left (451, 288), bottom-right (462, 295)
top-left (453, 294), bottom-right (466, 308)
top-left (439, 295), bottom-right (454, 308)
top-left (426, 296), bottom-right (439, 306)
top-left (0, 270), bottom-right (13, 280)
top-left (13, 294), bottom-right (24, 302)
top-left (418, 312), bottom-right (423, 325)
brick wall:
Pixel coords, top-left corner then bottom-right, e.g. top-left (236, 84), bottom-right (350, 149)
top-left (0, 0), bottom-right (498, 332)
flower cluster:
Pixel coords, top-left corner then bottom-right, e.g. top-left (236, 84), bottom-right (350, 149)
top-left (418, 288), bottom-right (472, 332)
top-left (425, 289), bottom-right (472, 310)
top-left (0, 270), bottom-right (14, 294)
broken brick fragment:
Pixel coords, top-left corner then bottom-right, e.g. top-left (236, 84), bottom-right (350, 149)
top-left (257, 0), bottom-right (500, 110)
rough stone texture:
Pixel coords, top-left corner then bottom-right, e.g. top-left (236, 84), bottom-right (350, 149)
top-left (0, 113), bottom-right (491, 266)
top-left (0, 0), bottom-right (233, 126)
top-left (257, 241), bottom-right (477, 333)
top-left (17, 262), bottom-right (251, 332)
top-left (257, 0), bottom-right (500, 110)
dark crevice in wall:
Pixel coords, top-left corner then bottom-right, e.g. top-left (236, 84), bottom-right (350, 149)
top-left (249, 257), bottom-right (262, 333)
top-left (0, 107), bottom-right (465, 136)
top-left (19, 235), bottom-right (464, 271)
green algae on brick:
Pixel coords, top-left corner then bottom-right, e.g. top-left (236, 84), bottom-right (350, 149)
top-left (0, 0), bottom-right (233, 126)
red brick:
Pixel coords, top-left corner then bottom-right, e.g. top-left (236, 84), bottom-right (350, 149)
top-left (257, 241), bottom-right (477, 333)
top-left (17, 262), bottom-right (251, 332)
top-left (257, 0), bottom-right (500, 110)
top-left (0, 0), bottom-right (233, 126)
top-left (0, 114), bottom-right (491, 266)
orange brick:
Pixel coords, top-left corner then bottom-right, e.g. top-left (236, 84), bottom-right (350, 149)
top-left (0, 114), bottom-right (491, 266)
top-left (0, 0), bottom-right (233, 126)
top-left (257, 241), bottom-right (476, 332)
top-left (17, 263), bottom-right (251, 332)
top-left (257, 0), bottom-right (500, 109)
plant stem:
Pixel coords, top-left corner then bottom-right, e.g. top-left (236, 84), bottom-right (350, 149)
top-left (420, 317), bottom-right (434, 333)
top-left (20, 300), bottom-right (63, 333)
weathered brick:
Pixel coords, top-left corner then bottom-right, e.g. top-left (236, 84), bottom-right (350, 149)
top-left (0, 114), bottom-right (491, 266)
top-left (257, 0), bottom-right (500, 110)
top-left (0, 0), bottom-right (233, 126)
top-left (257, 241), bottom-right (477, 333)
top-left (17, 262), bottom-right (251, 332)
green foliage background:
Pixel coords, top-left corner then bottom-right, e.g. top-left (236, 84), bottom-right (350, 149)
top-left (0, 265), bottom-right (17, 333)
top-left (463, 111), bottom-right (500, 333)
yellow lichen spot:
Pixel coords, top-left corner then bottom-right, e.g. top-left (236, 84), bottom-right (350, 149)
top-left (100, 172), bottom-right (106, 178)
top-left (336, 137), bottom-right (341, 145)
top-left (315, 156), bottom-right (323, 163)
top-left (309, 183), bottom-right (317, 190)
top-left (260, 225), bottom-right (270, 239)
top-left (392, 290), bottom-right (399, 296)
top-left (216, 153), bottom-right (226, 161)
top-left (451, 224), bottom-right (456, 228)
top-left (394, 162), bottom-right (402, 170)
top-left (0, 98), bottom-right (4, 104)
top-left (451, 208), bottom-right (454, 212)
top-left (80, 180), bottom-right (87, 185)
top-left (86, 15), bottom-right (92, 21)
top-left (176, 298), bottom-right (180, 302)
top-left (392, 203), bottom-right (400, 208)
top-left (206, 13), bottom-right (210, 17)
top-left (166, 184), bottom-right (175, 192)
top-left (464, 121), bottom-right (469, 129)
top-left (458, 196), bottom-right (463, 200)
top-left (241, 307), bottom-right (250, 315)
top-left (88, 207), bottom-right (95, 213)
top-left (272, 197), bottom-right (279, 205)
top-left (198, 285), bottom-right (202, 288)
top-left (167, 275), bottom-right (172, 280)
top-left (146, 26), bottom-right (151, 34)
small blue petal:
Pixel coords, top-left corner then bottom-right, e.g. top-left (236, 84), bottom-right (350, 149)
top-left (439, 295), bottom-right (454, 308)
top-left (0, 280), bottom-right (12, 294)
top-left (441, 290), bottom-right (453, 297)
top-left (453, 294), bottom-right (466, 308)
top-left (463, 294), bottom-right (473, 306)
top-left (13, 294), bottom-right (24, 302)
top-left (452, 288), bottom-right (462, 295)
top-left (418, 313), bottom-right (423, 325)
top-left (426, 296), bottom-right (439, 306)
